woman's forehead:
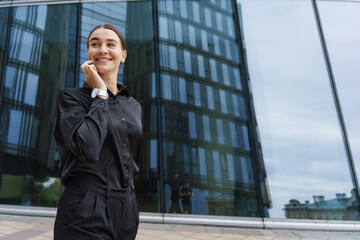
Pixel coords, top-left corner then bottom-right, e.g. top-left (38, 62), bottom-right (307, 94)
top-left (90, 28), bottom-right (120, 41)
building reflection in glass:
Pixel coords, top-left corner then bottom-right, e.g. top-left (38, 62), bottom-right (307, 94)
top-left (0, 4), bottom-right (77, 206)
top-left (155, 0), bottom-right (269, 216)
top-left (285, 190), bottom-right (358, 220)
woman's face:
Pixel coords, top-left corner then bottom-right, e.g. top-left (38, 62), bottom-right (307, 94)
top-left (87, 28), bottom-right (126, 75)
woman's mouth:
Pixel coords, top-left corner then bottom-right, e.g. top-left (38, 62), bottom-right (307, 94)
top-left (96, 58), bottom-right (112, 62)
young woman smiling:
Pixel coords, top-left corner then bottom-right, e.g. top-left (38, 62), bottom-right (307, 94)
top-left (53, 24), bottom-right (142, 240)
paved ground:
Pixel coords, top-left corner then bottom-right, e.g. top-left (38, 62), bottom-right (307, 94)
top-left (0, 214), bottom-right (359, 240)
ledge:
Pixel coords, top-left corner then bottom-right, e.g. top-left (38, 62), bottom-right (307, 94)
top-left (0, 204), bottom-right (359, 231)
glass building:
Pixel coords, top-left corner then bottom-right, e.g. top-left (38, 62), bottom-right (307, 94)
top-left (0, 0), bottom-right (359, 222)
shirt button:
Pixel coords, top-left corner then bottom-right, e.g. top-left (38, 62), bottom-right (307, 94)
top-left (125, 168), bottom-right (129, 173)
top-left (122, 118), bottom-right (126, 123)
top-left (114, 99), bottom-right (118, 103)
top-left (122, 143), bottom-right (126, 148)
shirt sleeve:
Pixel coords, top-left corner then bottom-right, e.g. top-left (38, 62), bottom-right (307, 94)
top-left (57, 90), bottom-right (108, 163)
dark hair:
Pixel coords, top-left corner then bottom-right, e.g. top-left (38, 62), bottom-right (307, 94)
top-left (87, 24), bottom-right (126, 50)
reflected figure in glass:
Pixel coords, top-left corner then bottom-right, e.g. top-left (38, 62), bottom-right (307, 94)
top-left (169, 170), bottom-right (182, 213)
top-left (181, 181), bottom-right (194, 214)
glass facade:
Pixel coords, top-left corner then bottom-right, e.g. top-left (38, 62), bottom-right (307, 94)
top-left (0, 0), bottom-right (359, 221)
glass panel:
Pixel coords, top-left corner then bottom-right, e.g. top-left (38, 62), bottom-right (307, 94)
top-left (318, 2), bottom-right (360, 208)
top-left (238, 0), bottom-right (356, 220)
top-left (120, 1), bottom-right (157, 212)
top-left (0, 4), bottom-right (78, 207)
top-left (0, 8), bottom-right (9, 81)
top-left (159, 0), bottom-right (260, 217)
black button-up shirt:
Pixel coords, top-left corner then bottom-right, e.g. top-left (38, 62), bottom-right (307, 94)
top-left (54, 83), bottom-right (142, 188)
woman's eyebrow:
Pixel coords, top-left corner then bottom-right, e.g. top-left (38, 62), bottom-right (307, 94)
top-left (90, 37), bottom-right (117, 43)
top-left (106, 39), bottom-right (118, 43)
top-left (90, 37), bottom-right (100, 42)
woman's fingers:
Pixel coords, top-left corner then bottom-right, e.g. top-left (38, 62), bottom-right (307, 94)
top-left (81, 61), bottom-right (106, 90)
top-left (81, 61), bottom-right (93, 76)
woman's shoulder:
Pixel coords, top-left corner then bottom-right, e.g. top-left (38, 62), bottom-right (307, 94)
top-left (58, 86), bottom-right (92, 100)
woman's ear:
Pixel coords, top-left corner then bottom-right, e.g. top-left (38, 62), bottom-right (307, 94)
top-left (121, 50), bottom-right (127, 64)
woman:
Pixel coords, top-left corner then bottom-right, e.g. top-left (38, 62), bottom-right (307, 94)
top-left (53, 24), bottom-right (142, 240)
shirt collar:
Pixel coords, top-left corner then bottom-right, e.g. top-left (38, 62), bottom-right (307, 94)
top-left (83, 82), bottom-right (130, 98)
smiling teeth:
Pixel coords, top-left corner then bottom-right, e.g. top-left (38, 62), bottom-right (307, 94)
top-left (97, 59), bottom-right (111, 61)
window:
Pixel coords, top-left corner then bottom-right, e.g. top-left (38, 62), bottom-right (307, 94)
top-left (150, 140), bottom-right (158, 169)
top-left (179, 78), bottom-right (187, 104)
top-left (193, 2), bottom-right (200, 23)
top-left (159, 16), bottom-right (168, 39)
top-left (219, 90), bottom-right (227, 114)
top-left (169, 46), bottom-right (177, 70)
top-left (207, 86), bottom-right (214, 110)
top-left (198, 54), bottom-right (205, 78)
top-left (222, 63), bottom-right (230, 86)
top-left (7, 110), bottom-right (22, 144)
top-left (184, 50), bottom-right (192, 74)
top-left (174, 20), bottom-right (182, 43)
top-left (179, 0), bottom-right (187, 18)
top-left (216, 119), bottom-right (224, 144)
top-left (210, 59), bottom-right (218, 82)
top-left (203, 115), bottom-right (211, 142)
top-left (213, 34), bottom-right (220, 55)
top-left (161, 74), bottom-right (172, 100)
top-left (205, 7), bottom-right (211, 27)
top-left (189, 25), bottom-right (196, 47)
top-left (24, 73), bottom-right (39, 106)
top-left (188, 111), bottom-right (197, 139)
top-left (201, 29), bottom-right (208, 51)
top-left (229, 122), bottom-right (239, 148)
top-left (194, 82), bottom-right (201, 107)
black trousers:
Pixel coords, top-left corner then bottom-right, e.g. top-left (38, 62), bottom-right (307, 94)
top-left (54, 177), bottom-right (139, 240)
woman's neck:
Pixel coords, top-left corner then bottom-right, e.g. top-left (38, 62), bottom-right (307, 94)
top-left (100, 72), bottom-right (119, 95)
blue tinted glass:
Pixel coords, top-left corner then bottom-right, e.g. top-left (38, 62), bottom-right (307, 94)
top-left (161, 74), bottom-right (172, 100)
top-left (194, 82), bottom-right (201, 107)
top-left (0, 4), bottom-right (78, 208)
top-left (203, 115), bottom-right (211, 141)
top-left (188, 111), bottom-right (197, 139)
top-left (159, 0), bottom-right (259, 217)
top-left (207, 86), bottom-right (214, 110)
top-left (216, 119), bottom-right (224, 144)
top-left (159, 16), bottom-right (168, 39)
top-left (184, 50), bottom-right (192, 73)
top-left (219, 90), bottom-right (227, 114)
top-left (150, 139), bottom-right (158, 169)
top-left (197, 55), bottom-right (205, 78)
top-left (179, 78), bottom-right (187, 104)
top-left (7, 109), bottom-right (22, 144)
top-left (24, 73), bottom-right (39, 106)
top-left (0, 8), bottom-right (8, 79)
top-left (174, 20), bottom-right (182, 42)
top-left (229, 122), bottom-right (238, 148)
top-left (210, 59), bottom-right (217, 82)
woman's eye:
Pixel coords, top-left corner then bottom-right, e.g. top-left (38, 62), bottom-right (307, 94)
top-left (108, 44), bottom-right (115, 47)
top-left (91, 43), bottom-right (98, 47)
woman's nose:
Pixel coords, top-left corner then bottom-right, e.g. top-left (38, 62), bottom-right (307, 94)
top-left (99, 44), bottom-right (108, 54)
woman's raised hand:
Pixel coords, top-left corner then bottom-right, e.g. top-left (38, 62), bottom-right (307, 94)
top-left (80, 60), bottom-right (107, 91)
